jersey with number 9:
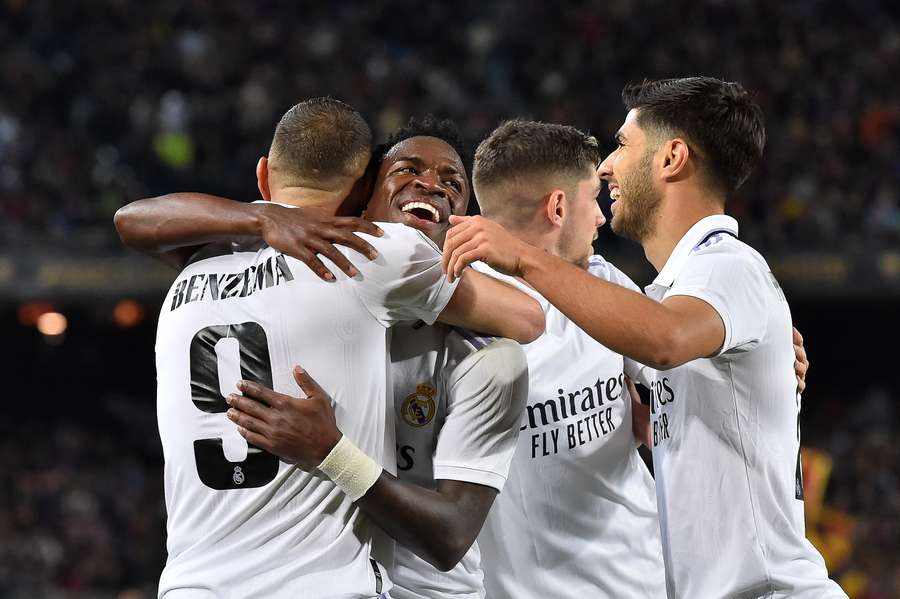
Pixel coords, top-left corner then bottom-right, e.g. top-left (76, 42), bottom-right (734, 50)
top-left (154, 223), bottom-right (458, 599)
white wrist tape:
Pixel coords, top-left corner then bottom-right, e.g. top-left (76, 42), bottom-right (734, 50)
top-left (317, 435), bottom-right (383, 501)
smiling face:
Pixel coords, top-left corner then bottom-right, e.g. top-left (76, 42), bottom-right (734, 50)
top-left (364, 136), bottom-right (470, 246)
top-left (599, 109), bottom-right (663, 243)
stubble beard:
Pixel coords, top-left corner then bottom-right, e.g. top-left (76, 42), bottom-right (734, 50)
top-left (610, 149), bottom-right (662, 243)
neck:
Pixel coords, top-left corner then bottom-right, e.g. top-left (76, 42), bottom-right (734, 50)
top-left (642, 188), bottom-right (725, 272)
top-left (268, 186), bottom-right (347, 214)
top-left (504, 222), bottom-right (560, 257)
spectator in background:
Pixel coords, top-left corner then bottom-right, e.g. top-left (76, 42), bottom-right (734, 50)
top-left (1, 1), bottom-right (898, 250)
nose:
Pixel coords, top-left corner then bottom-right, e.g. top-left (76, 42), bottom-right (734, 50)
top-left (413, 169), bottom-right (447, 197)
top-left (595, 201), bottom-right (606, 228)
top-left (597, 153), bottom-right (614, 181)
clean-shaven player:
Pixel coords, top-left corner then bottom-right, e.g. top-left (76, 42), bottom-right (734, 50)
top-left (116, 99), bottom-right (543, 599)
top-left (118, 115), bottom-right (533, 599)
top-left (460, 119), bottom-right (666, 599)
top-left (443, 79), bottom-right (845, 599)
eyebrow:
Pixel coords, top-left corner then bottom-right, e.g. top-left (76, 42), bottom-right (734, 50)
top-left (393, 155), bottom-right (463, 176)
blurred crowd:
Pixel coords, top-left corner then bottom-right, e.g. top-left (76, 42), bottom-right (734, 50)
top-left (0, 386), bottom-right (896, 598)
top-left (0, 399), bottom-right (165, 598)
top-left (1, 0), bottom-right (899, 254)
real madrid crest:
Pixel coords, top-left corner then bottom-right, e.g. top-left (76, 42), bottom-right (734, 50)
top-left (233, 466), bottom-right (245, 485)
top-left (401, 383), bottom-right (437, 427)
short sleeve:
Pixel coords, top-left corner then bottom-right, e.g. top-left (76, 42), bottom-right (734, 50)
top-left (343, 222), bottom-right (459, 327)
top-left (432, 338), bottom-right (529, 491)
top-left (665, 248), bottom-right (770, 356)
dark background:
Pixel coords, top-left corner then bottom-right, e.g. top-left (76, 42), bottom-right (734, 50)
top-left (1, 1), bottom-right (898, 597)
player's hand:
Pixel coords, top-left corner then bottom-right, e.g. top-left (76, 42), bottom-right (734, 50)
top-left (793, 327), bottom-right (808, 394)
top-left (258, 203), bottom-right (383, 281)
top-left (626, 377), bottom-right (652, 448)
top-left (226, 366), bottom-right (341, 469)
top-left (442, 215), bottom-right (529, 282)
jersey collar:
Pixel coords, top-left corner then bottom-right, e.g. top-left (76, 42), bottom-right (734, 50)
top-left (651, 214), bottom-right (739, 289)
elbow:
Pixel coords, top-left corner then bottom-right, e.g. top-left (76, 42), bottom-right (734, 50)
top-left (513, 301), bottom-right (545, 344)
top-left (429, 533), bottom-right (475, 572)
top-left (644, 329), bottom-right (686, 371)
top-left (112, 204), bottom-right (132, 243)
top-left (113, 201), bottom-right (146, 247)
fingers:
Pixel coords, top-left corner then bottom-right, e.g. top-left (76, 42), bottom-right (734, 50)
top-left (449, 247), bottom-right (484, 282)
top-left (796, 375), bottom-right (806, 395)
top-left (793, 341), bottom-right (807, 365)
top-left (226, 393), bottom-right (271, 421)
top-left (295, 248), bottom-right (337, 281)
top-left (236, 427), bottom-right (274, 452)
top-left (333, 217), bottom-right (384, 238)
top-left (447, 215), bottom-right (469, 227)
top-left (331, 230), bottom-right (379, 261)
top-left (444, 235), bottom-right (481, 282)
top-left (237, 380), bottom-right (287, 409)
top-left (226, 407), bottom-right (269, 436)
top-left (309, 238), bottom-right (360, 278)
top-left (292, 366), bottom-right (325, 399)
top-left (442, 218), bottom-right (474, 274)
top-left (792, 327), bottom-right (804, 346)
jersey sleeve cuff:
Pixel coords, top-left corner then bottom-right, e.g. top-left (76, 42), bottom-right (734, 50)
top-left (665, 287), bottom-right (732, 357)
top-left (433, 463), bottom-right (507, 492)
top-left (420, 275), bottom-right (460, 325)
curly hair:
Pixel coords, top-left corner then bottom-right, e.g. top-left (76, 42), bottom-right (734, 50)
top-left (373, 114), bottom-right (471, 176)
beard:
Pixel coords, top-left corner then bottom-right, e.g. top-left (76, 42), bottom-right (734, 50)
top-left (610, 149), bottom-right (662, 243)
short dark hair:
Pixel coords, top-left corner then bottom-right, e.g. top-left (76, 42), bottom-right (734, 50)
top-left (269, 97), bottom-right (372, 184)
top-left (373, 114), bottom-right (471, 174)
top-left (622, 77), bottom-right (766, 195)
top-left (473, 119), bottom-right (601, 190)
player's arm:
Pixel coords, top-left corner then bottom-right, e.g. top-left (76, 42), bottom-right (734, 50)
top-left (353, 224), bottom-right (544, 344)
top-left (443, 216), bottom-right (724, 369)
top-left (436, 269), bottom-right (544, 344)
top-left (113, 193), bottom-right (382, 278)
top-left (227, 343), bottom-right (528, 571)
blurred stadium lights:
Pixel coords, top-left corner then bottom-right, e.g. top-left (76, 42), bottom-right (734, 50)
top-left (114, 299), bottom-right (146, 328)
top-left (17, 301), bottom-right (55, 326)
top-left (36, 311), bottom-right (67, 336)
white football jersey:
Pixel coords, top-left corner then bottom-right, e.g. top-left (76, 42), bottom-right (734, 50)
top-left (643, 215), bottom-right (846, 599)
top-left (155, 222), bottom-right (458, 599)
top-left (474, 260), bottom-right (666, 599)
top-left (389, 325), bottom-right (528, 599)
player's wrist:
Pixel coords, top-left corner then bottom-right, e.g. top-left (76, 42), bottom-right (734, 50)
top-left (316, 434), bottom-right (382, 501)
top-left (253, 202), bottom-right (278, 239)
top-left (516, 242), bottom-right (546, 280)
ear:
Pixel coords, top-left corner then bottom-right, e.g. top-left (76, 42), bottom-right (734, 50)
top-left (543, 189), bottom-right (566, 228)
top-left (660, 138), bottom-right (690, 181)
top-left (256, 156), bottom-right (271, 201)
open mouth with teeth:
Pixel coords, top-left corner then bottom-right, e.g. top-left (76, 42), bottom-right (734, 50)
top-left (399, 200), bottom-right (442, 224)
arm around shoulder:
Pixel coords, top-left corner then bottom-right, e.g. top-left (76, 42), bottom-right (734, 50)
top-left (437, 269), bottom-right (544, 343)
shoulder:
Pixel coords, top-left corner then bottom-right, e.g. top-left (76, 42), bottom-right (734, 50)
top-left (450, 336), bottom-right (527, 385)
top-left (588, 254), bottom-right (641, 293)
top-left (368, 222), bottom-right (439, 250)
top-left (687, 236), bottom-right (768, 274)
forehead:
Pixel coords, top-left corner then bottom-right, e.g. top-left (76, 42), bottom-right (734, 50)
top-left (618, 109), bottom-right (646, 139)
top-left (384, 136), bottom-right (464, 171)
